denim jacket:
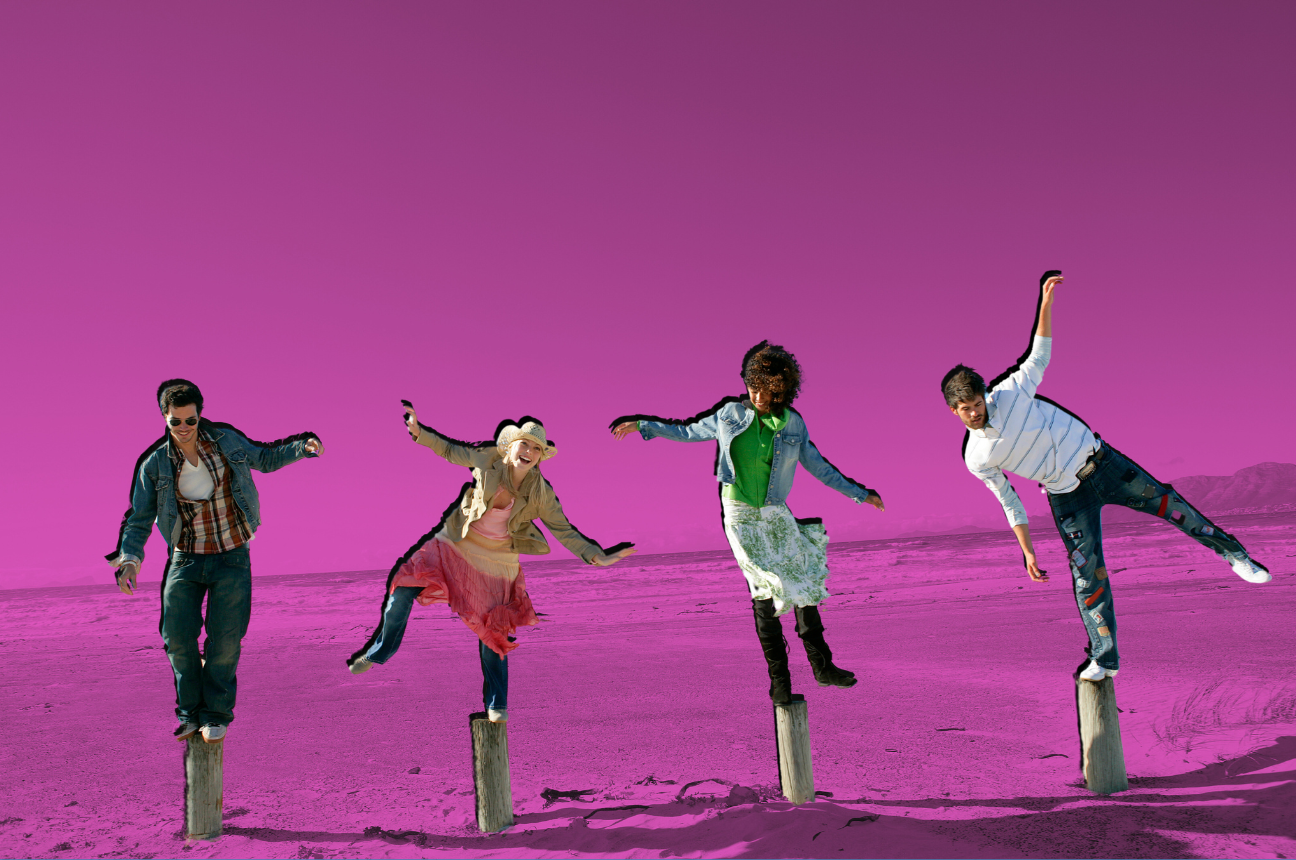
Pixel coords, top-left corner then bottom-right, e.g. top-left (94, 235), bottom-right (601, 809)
top-left (638, 400), bottom-right (873, 506)
top-left (106, 420), bottom-right (317, 573)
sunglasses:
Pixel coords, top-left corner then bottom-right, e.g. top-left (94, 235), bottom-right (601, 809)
top-left (168, 418), bottom-right (199, 427)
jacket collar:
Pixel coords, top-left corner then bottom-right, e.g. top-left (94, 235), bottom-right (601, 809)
top-left (163, 418), bottom-right (223, 459)
top-left (738, 400), bottom-right (798, 428)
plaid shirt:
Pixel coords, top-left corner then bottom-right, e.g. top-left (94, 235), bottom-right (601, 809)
top-left (170, 432), bottom-right (253, 554)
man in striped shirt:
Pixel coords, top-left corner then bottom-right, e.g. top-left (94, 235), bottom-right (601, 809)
top-left (108, 380), bottom-right (323, 742)
top-left (941, 271), bottom-right (1270, 682)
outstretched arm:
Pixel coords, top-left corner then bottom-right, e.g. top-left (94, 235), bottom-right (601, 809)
top-left (535, 484), bottom-right (637, 566)
top-left (229, 423), bottom-right (322, 472)
top-left (403, 401), bottom-right (493, 469)
top-left (798, 439), bottom-right (884, 509)
top-left (609, 406), bottom-right (725, 444)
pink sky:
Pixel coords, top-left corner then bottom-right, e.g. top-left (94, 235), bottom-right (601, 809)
top-left (2, 2), bottom-right (1293, 588)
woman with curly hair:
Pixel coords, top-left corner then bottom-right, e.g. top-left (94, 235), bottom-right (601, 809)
top-left (348, 403), bottom-right (636, 723)
top-left (611, 341), bottom-right (884, 705)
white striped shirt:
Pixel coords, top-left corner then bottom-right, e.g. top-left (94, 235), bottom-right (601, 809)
top-left (964, 336), bottom-right (1097, 527)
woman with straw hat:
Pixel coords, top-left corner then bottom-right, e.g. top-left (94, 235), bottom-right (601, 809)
top-left (347, 402), bottom-right (636, 723)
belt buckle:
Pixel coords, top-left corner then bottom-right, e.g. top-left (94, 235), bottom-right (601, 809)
top-left (1077, 460), bottom-right (1097, 481)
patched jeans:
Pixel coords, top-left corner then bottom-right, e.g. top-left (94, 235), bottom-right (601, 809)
top-left (361, 586), bottom-right (509, 710)
top-left (1047, 442), bottom-right (1247, 671)
top-left (160, 545), bottom-right (252, 727)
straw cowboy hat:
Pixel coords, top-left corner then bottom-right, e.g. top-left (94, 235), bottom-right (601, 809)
top-left (496, 421), bottom-right (557, 461)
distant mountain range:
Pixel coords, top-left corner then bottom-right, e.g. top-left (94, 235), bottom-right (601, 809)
top-left (1100, 461), bottom-right (1296, 522)
top-left (901, 462), bottom-right (1296, 538)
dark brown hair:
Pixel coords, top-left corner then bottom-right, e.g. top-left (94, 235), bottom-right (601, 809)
top-left (157, 379), bottom-right (204, 415)
top-left (940, 364), bottom-right (985, 408)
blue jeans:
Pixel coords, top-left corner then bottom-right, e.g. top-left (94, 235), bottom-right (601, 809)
top-left (160, 545), bottom-right (252, 727)
top-left (1047, 442), bottom-right (1248, 671)
top-left (361, 586), bottom-right (509, 710)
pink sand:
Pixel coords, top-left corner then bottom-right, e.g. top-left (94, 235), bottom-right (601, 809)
top-left (3, 513), bottom-right (1293, 858)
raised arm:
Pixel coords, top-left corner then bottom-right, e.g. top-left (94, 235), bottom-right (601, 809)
top-left (403, 401), bottom-right (494, 469)
top-left (1036, 272), bottom-right (1060, 338)
top-left (986, 272), bottom-right (1062, 398)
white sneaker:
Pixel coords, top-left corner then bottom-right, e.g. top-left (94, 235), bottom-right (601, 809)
top-left (1222, 551), bottom-right (1272, 583)
top-left (201, 724), bottom-right (227, 743)
top-left (173, 721), bottom-right (201, 742)
top-left (1079, 661), bottom-right (1117, 682)
top-left (348, 656), bottom-right (375, 674)
top-left (486, 708), bottom-right (508, 723)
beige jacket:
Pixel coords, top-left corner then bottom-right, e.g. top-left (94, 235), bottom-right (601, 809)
top-left (417, 428), bottom-right (603, 563)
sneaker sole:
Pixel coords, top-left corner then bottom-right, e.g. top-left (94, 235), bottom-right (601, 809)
top-left (175, 729), bottom-right (200, 742)
top-left (1079, 671), bottom-right (1117, 682)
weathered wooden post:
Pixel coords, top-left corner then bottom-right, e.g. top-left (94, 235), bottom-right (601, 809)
top-left (1076, 675), bottom-right (1128, 795)
top-left (184, 736), bottom-right (223, 840)
top-left (773, 697), bottom-right (814, 804)
top-left (469, 712), bottom-right (513, 832)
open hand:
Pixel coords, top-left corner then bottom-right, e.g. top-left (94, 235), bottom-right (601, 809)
top-left (116, 562), bottom-right (138, 596)
top-left (592, 546), bottom-right (638, 566)
top-left (305, 437), bottom-right (324, 455)
top-left (863, 491), bottom-right (885, 511)
top-left (402, 401), bottom-right (421, 441)
top-left (611, 421), bottom-right (639, 441)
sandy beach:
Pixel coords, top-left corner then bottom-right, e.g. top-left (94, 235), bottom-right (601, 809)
top-left (3, 512), bottom-right (1294, 859)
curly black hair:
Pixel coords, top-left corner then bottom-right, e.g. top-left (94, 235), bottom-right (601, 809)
top-left (740, 341), bottom-right (802, 415)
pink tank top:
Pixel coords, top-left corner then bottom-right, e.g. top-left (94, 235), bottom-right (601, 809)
top-left (470, 492), bottom-right (514, 540)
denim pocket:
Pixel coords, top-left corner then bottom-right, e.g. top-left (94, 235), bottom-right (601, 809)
top-left (169, 554), bottom-right (196, 572)
top-left (225, 549), bottom-right (251, 569)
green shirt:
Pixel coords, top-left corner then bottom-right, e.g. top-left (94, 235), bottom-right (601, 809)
top-left (721, 410), bottom-right (789, 508)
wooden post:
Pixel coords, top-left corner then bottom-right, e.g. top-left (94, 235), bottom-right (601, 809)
top-left (774, 699), bottom-right (814, 804)
top-left (184, 736), bottom-right (223, 840)
top-left (470, 712), bottom-right (513, 832)
top-left (1076, 676), bottom-right (1128, 795)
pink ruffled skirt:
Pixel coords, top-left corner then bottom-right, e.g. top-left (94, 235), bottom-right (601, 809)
top-left (389, 529), bottom-right (538, 658)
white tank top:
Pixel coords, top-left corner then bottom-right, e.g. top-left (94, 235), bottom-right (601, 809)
top-left (178, 457), bottom-right (215, 501)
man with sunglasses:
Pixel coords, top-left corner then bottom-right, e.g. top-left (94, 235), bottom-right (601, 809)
top-left (106, 379), bottom-right (322, 743)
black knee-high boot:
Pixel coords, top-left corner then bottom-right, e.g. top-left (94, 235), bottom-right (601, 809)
top-left (794, 604), bottom-right (857, 688)
top-left (751, 598), bottom-right (797, 704)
